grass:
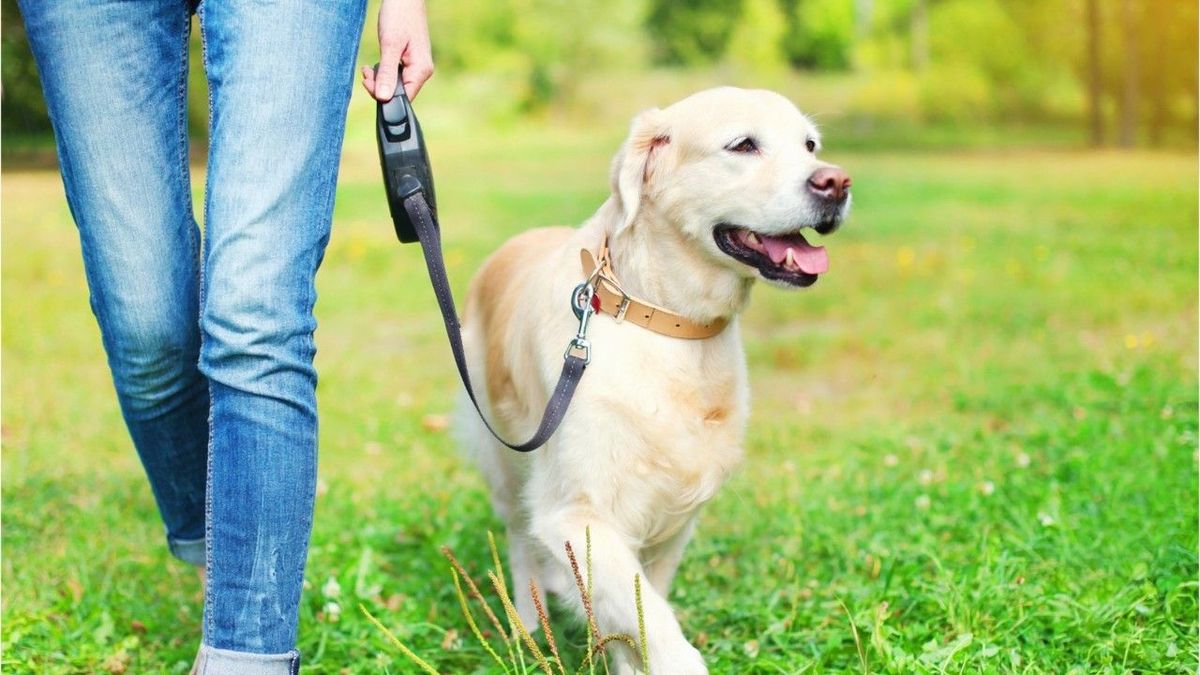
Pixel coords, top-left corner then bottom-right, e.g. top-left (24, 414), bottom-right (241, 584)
top-left (2, 84), bottom-right (1197, 673)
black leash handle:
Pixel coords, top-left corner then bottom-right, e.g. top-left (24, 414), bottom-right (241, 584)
top-left (402, 191), bottom-right (590, 452)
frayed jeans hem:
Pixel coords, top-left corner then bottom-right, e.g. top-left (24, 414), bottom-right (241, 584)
top-left (168, 536), bottom-right (206, 567)
top-left (193, 645), bottom-right (300, 675)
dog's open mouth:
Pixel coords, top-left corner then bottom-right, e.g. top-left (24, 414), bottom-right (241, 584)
top-left (714, 226), bottom-right (828, 287)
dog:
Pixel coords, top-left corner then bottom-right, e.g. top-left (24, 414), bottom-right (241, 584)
top-left (457, 87), bottom-right (851, 674)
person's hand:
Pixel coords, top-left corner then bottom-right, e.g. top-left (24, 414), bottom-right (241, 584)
top-left (361, 0), bottom-right (433, 101)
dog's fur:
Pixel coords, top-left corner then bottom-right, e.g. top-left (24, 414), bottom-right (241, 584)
top-left (457, 87), bottom-right (850, 674)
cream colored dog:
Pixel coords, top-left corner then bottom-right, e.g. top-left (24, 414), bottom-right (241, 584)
top-left (457, 87), bottom-right (851, 674)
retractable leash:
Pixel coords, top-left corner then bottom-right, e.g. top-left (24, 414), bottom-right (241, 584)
top-left (376, 66), bottom-right (593, 452)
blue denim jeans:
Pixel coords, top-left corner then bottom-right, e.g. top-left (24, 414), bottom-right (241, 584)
top-left (20, 0), bottom-right (367, 670)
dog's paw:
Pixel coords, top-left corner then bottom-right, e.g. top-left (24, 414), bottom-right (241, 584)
top-left (648, 641), bottom-right (707, 675)
top-left (611, 661), bottom-right (639, 675)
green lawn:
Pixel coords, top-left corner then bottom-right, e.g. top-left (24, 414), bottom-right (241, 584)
top-left (3, 93), bottom-right (1197, 673)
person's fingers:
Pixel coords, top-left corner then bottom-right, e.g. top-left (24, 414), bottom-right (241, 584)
top-left (371, 0), bottom-right (432, 101)
top-left (374, 37), bottom-right (403, 101)
top-left (361, 65), bottom-right (377, 96)
top-left (401, 45), bottom-right (433, 100)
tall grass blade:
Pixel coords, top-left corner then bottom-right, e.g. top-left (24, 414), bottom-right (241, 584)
top-left (360, 604), bottom-right (441, 675)
top-left (489, 570), bottom-right (553, 675)
top-left (634, 573), bottom-right (649, 674)
top-left (838, 598), bottom-right (869, 674)
top-left (450, 567), bottom-right (511, 673)
top-left (442, 545), bottom-right (518, 664)
top-left (530, 578), bottom-right (566, 675)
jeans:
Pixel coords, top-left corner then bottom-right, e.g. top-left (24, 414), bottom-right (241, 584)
top-left (20, 0), bottom-right (368, 669)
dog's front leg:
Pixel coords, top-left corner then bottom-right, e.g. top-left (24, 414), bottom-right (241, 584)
top-left (532, 514), bottom-right (707, 675)
top-left (641, 515), bottom-right (697, 597)
top-left (506, 526), bottom-right (546, 631)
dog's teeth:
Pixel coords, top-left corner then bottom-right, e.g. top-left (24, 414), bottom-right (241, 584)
top-left (785, 248), bottom-right (796, 268)
top-left (746, 232), bottom-right (760, 247)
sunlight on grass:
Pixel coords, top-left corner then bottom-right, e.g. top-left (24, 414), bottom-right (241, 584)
top-left (2, 113), bottom-right (1196, 671)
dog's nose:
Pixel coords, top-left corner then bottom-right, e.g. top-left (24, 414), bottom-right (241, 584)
top-left (807, 167), bottom-right (851, 201)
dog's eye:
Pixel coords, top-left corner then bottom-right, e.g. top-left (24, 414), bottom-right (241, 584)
top-left (726, 137), bottom-right (759, 154)
top-left (805, 139), bottom-right (817, 153)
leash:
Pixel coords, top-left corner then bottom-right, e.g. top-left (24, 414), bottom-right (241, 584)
top-left (402, 191), bottom-right (593, 452)
top-left (377, 66), bottom-right (592, 452)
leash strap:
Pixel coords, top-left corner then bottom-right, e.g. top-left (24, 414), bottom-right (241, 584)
top-left (402, 192), bottom-right (590, 452)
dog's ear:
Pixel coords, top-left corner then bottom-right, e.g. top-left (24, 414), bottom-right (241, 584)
top-left (611, 109), bottom-right (670, 235)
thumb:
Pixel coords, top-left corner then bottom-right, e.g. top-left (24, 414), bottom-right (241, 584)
top-left (375, 44), bottom-right (403, 101)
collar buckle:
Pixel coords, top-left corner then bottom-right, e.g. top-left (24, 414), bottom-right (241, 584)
top-left (614, 294), bottom-right (631, 323)
top-left (578, 235), bottom-right (729, 340)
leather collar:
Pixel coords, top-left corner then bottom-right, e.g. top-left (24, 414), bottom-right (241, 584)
top-left (579, 236), bottom-right (728, 339)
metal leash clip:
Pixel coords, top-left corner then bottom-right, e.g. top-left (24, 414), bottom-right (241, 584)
top-left (566, 282), bottom-right (596, 364)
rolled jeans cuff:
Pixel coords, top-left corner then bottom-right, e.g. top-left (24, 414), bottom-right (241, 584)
top-left (194, 645), bottom-right (300, 675)
top-left (168, 536), bottom-right (206, 567)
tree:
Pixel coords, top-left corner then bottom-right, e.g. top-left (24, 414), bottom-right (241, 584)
top-left (1, 0), bottom-right (51, 137)
top-left (1085, 0), bottom-right (1104, 146)
top-left (727, 0), bottom-right (788, 72)
top-left (781, 0), bottom-right (856, 70)
top-left (1116, 0), bottom-right (1139, 147)
top-left (1135, 0), bottom-right (1198, 146)
top-left (645, 0), bottom-right (743, 65)
top-left (426, 0), bottom-right (646, 112)
top-left (910, 0), bottom-right (928, 73)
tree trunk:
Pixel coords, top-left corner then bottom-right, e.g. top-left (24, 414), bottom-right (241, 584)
top-left (1085, 0), bottom-right (1104, 146)
top-left (1117, 0), bottom-right (1139, 148)
top-left (853, 0), bottom-right (873, 71)
top-left (1140, 0), bottom-right (1173, 146)
top-left (911, 0), bottom-right (929, 73)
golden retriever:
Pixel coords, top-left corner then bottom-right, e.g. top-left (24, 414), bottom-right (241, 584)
top-left (457, 87), bottom-right (851, 674)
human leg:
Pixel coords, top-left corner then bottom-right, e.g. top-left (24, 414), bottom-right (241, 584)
top-left (194, 0), bottom-right (367, 665)
top-left (19, 0), bottom-right (209, 566)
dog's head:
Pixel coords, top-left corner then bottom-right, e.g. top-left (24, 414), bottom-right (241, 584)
top-left (610, 87), bottom-right (850, 289)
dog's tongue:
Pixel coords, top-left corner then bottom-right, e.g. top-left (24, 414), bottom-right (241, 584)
top-left (760, 232), bottom-right (828, 275)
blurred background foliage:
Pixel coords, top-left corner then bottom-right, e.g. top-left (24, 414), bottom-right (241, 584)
top-left (3, 0), bottom-right (1197, 149)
